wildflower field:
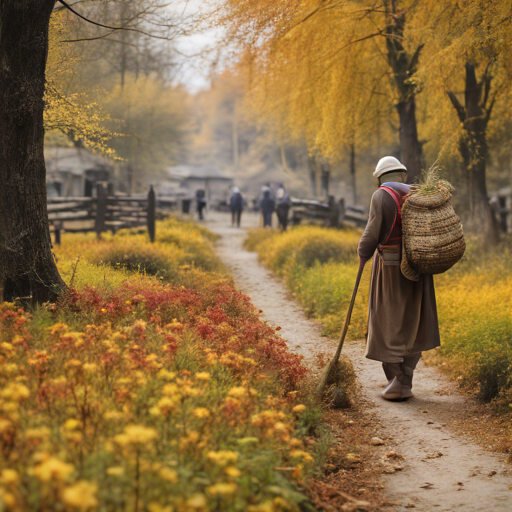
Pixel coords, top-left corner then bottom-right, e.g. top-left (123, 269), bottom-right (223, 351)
top-left (0, 218), bottom-right (325, 511)
top-left (245, 226), bottom-right (512, 408)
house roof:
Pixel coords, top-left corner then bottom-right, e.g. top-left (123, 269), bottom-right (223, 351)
top-left (45, 146), bottom-right (113, 176)
top-left (167, 163), bottom-right (232, 181)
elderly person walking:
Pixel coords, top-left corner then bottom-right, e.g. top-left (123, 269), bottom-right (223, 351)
top-left (358, 156), bottom-right (440, 400)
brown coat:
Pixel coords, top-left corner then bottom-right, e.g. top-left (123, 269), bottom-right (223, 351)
top-left (358, 186), bottom-right (440, 363)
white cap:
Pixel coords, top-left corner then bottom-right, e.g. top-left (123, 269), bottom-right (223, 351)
top-left (373, 156), bottom-right (407, 178)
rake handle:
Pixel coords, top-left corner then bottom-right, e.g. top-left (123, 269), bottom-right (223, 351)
top-left (332, 259), bottom-right (366, 363)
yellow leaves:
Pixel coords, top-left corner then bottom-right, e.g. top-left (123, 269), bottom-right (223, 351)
top-left (292, 404), bottom-right (306, 413)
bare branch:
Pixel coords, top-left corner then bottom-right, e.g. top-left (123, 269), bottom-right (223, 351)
top-left (447, 91), bottom-right (466, 123)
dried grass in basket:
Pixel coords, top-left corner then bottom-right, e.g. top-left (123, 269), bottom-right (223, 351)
top-left (401, 166), bottom-right (466, 280)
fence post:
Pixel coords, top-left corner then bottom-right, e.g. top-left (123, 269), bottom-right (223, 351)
top-left (54, 223), bottom-right (62, 245)
top-left (147, 185), bottom-right (156, 243)
top-left (95, 182), bottom-right (107, 238)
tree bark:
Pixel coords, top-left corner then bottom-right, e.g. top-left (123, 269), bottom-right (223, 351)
top-left (0, 0), bottom-right (66, 303)
top-left (384, 3), bottom-right (424, 183)
top-left (308, 155), bottom-right (318, 197)
top-left (447, 63), bottom-right (498, 240)
top-left (349, 142), bottom-right (357, 204)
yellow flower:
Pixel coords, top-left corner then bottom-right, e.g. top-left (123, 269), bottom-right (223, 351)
top-left (33, 457), bottom-right (74, 482)
top-left (114, 425), bottom-right (158, 447)
top-left (104, 410), bottom-right (123, 421)
top-left (61, 480), bottom-right (98, 509)
top-left (106, 466), bottom-right (124, 476)
top-left (49, 322), bottom-right (68, 335)
top-left (64, 419), bottom-right (81, 431)
top-left (0, 469), bottom-right (19, 485)
top-left (228, 387), bottom-right (248, 398)
top-left (195, 372), bottom-right (210, 381)
top-left (289, 450), bottom-right (313, 463)
top-left (224, 466), bottom-right (242, 478)
top-left (186, 494), bottom-right (207, 509)
top-left (274, 422), bottom-right (288, 432)
top-left (162, 383), bottom-right (179, 396)
top-left (148, 504), bottom-right (173, 512)
top-left (83, 363), bottom-right (98, 373)
top-left (247, 501), bottom-right (274, 512)
top-left (237, 437), bottom-right (259, 445)
top-left (206, 482), bottom-right (237, 496)
top-left (25, 427), bottom-right (51, 441)
top-left (292, 404), bottom-right (306, 413)
top-left (157, 369), bottom-right (176, 381)
top-left (1, 383), bottom-right (30, 401)
top-left (207, 450), bottom-right (238, 466)
top-left (193, 408), bottom-right (210, 419)
top-left (159, 467), bottom-right (178, 483)
top-left (0, 490), bottom-right (16, 508)
top-left (65, 359), bottom-right (82, 368)
top-left (157, 396), bottom-right (178, 411)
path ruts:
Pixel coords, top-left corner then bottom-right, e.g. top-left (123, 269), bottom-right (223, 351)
top-left (205, 211), bottom-right (512, 512)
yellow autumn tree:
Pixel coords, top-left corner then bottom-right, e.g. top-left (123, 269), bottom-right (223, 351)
top-left (45, 11), bottom-right (116, 156)
top-left (411, 0), bottom-right (512, 234)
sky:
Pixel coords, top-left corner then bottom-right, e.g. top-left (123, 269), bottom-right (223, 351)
top-left (171, 0), bottom-right (226, 92)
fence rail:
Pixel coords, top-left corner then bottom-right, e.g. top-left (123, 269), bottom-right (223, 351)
top-left (47, 184), bottom-right (178, 244)
top-left (290, 198), bottom-right (368, 228)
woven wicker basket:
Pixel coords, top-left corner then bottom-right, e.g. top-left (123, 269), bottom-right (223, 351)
top-left (401, 186), bottom-right (465, 280)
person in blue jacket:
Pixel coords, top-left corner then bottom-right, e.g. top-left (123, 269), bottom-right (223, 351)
top-left (230, 187), bottom-right (244, 227)
top-left (260, 189), bottom-right (275, 228)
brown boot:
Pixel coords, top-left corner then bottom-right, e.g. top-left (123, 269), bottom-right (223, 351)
top-left (400, 367), bottom-right (414, 399)
top-left (400, 353), bottom-right (421, 399)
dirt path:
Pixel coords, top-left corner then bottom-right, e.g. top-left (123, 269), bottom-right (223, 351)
top-left (205, 211), bottom-right (512, 512)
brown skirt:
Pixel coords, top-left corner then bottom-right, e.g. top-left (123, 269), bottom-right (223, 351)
top-left (365, 252), bottom-right (441, 363)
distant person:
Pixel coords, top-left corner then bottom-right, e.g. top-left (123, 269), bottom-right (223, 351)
top-left (230, 187), bottom-right (244, 227)
top-left (276, 184), bottom-right (291, 231)
top-left (196, 189), bottom-right (206, 220)
top-left (260, 189), bottom-right (275, 228)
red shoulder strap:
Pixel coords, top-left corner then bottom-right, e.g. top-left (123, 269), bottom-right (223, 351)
top-left (379, 186), bottom-right (403, 245)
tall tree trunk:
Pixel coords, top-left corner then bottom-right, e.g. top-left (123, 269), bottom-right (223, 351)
top-left (0, 0), bottom-right (66, 303)
top-left (385, 3), bottom-right (424, 183)
top-left (308, 155), bottom-right (318, 197)
top-left (447, 63), bottom-right (498, 240)
top-left (396, 98), bottom-right (423, 182)
top-left (349, 142), bottom-right (357, 204)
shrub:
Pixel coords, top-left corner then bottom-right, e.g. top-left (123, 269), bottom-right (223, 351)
top-left (251, 226), bottom-right (360, 274)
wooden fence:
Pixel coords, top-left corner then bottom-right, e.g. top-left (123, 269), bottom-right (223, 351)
top-left (47, 184), bottom-right (178, 244)
top-left (290, 198), bottom-right (368, 228)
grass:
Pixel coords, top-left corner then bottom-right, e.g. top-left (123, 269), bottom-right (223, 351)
top-left (245, 226), bottom-right (512, 409)
top-left (0, 217), bottom-right (327, 511)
